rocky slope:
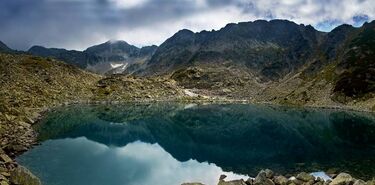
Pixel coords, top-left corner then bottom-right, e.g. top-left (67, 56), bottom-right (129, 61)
top-left (127, 19), bottom-right (375, 112)
top-left (0, 53), bottom-right (188, 185)
top-left (28, 41), bottom-right (157, 74)
top-left (0, 52), bottom-right (188, 151)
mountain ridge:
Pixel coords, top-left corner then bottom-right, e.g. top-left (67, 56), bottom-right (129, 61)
top-left (27, 40), bottom-right (158, 74)
top-left (1, 19), bottom-right (374, 111)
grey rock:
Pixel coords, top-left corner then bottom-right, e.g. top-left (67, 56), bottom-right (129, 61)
top-left (0, 181), bottom-right (9, 185)
top-left (306, 180), bottom-right (315, 185)
top-left (366, 179), bottom-right (375, 185)
top-left (274, 175), bottom-right (288, 185)
top-left (264, 169), bottom-right (274, 179)
top-left (353, 179), bottom-right (365, 185)
top-left (218, 179), bottom-right (247, 185)
top-left (254, 171), bottom-right (274, 185)
top-left (290, 178), bottom-right (304, 185)
top-left (329, 173), bottom-right (354, 185)
top-left (220, 175), bottom-right (227, 180)
top-left (296, 172), bottom-right (314, 182)
top-left (324, 180), bottom-right (332, 185)
top-left (0, 154), bottom-right (12, 163)
top-left (245, 178), bottom-right (253, 185)
top-left (10, 165), bottom-right (41, 185)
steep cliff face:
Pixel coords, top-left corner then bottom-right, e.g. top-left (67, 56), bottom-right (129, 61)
top-left (332, 21), bottom-right (375, 100)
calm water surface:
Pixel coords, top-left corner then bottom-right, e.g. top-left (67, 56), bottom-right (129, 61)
top-left (17, 103), bottom-right (375, 185)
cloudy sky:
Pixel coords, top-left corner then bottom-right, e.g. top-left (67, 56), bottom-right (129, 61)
top-left (0, 0), bottom-right (374, 51)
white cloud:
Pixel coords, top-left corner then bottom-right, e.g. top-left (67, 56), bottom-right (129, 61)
top-left (20, 137), bottom-right (249, 185)
top-left (110, 0), bottom-right (149, 9)
top-left (246, 0), bottom-right (375, 27)
top-left (112, 5), bottom-right (257, 48)
top-left (1, 0), bottom-right (374, 50)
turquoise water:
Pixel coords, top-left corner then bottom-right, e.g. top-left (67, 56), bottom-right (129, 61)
top-left (17, 103), bottom-right (375, 185)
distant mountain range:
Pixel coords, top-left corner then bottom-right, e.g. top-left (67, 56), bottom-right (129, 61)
top-left (26, 41), bottom-right (157, 74)
top-left (1, 19), bottom-right (374, 106)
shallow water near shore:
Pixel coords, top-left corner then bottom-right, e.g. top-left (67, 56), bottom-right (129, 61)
top-left (17, 103), bottom-right (375, 185)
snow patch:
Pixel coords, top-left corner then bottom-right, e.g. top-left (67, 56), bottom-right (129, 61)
top-left (110, 63), bottom-right (124, 69)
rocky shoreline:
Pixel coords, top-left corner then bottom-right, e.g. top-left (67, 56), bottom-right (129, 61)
top-left (183, 169), bottom-right (375, 185)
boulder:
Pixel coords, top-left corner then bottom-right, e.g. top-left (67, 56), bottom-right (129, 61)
top-left (353, 179), bottom-right (365, 185)
top-left (324, 180), bottom-right (332, 185)
top-left (245, 178), bottom-right (253, 185)
top-left (274, 175), bottom-right (288, 185)
top-left (290, 178), bottom-right (304, 185)
top-left (220, 175), bottom-right (227, 180)
top-left (305, 180), bottom-right (315, 185)
top-left (264, 169), bottom-right (274, 179)
top-left (10, 166), bottom-right (41, 185)
top-left (254, 171), bottom-right (274, 185)
top-left (329, 173), bottom-right (354, 185)
top-left (0, 181), bottom-right (9, 185)
top-left (0, 155), bottom-right (12, 163)
top-left (218, 179), bottom-right (247, 185)
top-left (366, 179), bottom-right (375, 185)
top-left (296, 172), bottom-right (314, 182)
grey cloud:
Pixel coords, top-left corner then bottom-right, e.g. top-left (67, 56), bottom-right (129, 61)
top-left (0, 0), bottom-right (374, 50)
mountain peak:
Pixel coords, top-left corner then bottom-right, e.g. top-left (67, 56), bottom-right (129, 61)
top-left (176, 29), bottom-right (194, 34)
top-left (106, 40), bottom-right (131, 45)
top-left (0, 41), bottom-right (13, 53)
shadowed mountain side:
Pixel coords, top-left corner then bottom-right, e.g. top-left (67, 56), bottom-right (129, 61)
top-left (135, 20), bottom-right (322, 81)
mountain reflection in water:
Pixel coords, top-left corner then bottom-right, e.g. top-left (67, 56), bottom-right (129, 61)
top-left (19, 137), bottom-right (246, 185)
top-left (17, 103), bottom-right (375, 185)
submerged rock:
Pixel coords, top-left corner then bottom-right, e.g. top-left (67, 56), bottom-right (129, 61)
top-left (10, 165), bottom-right (41, 185)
